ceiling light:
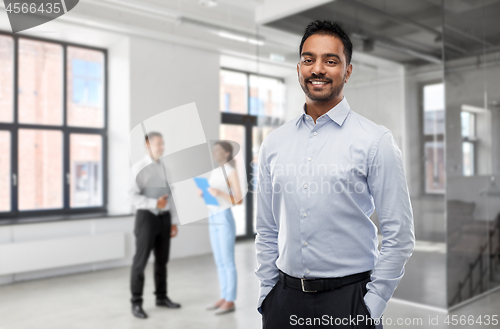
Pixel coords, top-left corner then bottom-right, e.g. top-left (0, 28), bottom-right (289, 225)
top-left (218, 31), bottom-right (247, 42)
top-left (248, 38), bottom-right (265, 46)
top-left (179, 17), bottom-right (265, 46)
top-left (218, 31), bottom-right (265, 46)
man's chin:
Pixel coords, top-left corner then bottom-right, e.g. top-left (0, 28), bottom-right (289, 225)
top-left (306, 92), bottom-right (334, 102)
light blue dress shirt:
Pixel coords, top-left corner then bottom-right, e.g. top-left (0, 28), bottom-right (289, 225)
top-left (254, 96), bottom-right (415, 320)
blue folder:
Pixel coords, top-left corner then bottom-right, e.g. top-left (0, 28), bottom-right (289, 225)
top-left (193, 177), bottom-right (219, 206)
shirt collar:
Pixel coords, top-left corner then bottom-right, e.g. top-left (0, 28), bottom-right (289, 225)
top-left (295, 96), bottom-right (351, 127)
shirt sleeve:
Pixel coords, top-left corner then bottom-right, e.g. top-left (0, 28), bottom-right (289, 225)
top-left (254, 138), bottom-right (280, 312)
top-left (128, 169), bottom-right (158, 210)
top-left (364, 130), bottom-right (416, 320)
top-left (167, 189), bottom-right (180, 225)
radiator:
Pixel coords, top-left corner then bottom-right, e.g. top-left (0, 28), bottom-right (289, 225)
top-left (0, 232), bottom-right (126, 275)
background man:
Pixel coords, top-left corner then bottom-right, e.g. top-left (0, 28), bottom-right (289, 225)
top-left (129, 131), bottom-right (181, 319)
top-left (255, 20), bottom-right (415, 328)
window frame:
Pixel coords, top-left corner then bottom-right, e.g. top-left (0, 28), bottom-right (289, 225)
top-left (0, 30), bottom-right (108, 221)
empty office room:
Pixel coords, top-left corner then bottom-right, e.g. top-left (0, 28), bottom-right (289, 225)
top-left (1, 0), bottom-right (500, 328)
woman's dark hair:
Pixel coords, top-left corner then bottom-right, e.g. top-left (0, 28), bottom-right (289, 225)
top-left (215, 141), bottom-right (235, 167)
top-left (299, 20), bottom-right (353, 66)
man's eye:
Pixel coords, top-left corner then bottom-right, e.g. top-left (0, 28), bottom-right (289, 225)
top-left (303, 59), bottom-right (312, 63)
top-left (327, 61), bottom-right (336, 64)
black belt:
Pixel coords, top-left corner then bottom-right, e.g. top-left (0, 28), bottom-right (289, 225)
top-left (278, 269), bottom-right (372, 293)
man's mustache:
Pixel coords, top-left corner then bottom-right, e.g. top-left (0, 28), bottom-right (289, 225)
top-left (305, 77), bottom-right (332, 83)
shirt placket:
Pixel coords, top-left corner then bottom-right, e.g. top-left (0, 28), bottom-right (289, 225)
top-left (299, 114), bottom-right (326, 278)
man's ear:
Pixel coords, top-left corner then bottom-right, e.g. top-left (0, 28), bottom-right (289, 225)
top-left (297, 62), bottom-right (300, 75)
top-left (345, 63), bottom-right (353, 83)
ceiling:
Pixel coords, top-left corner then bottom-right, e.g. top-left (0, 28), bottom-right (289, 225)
top-left (4, 0), bottom-right (499, 71)
top-left (263, 0), bottom-right (500, 66)
top-left (0, 0), bottom-right (299, 74)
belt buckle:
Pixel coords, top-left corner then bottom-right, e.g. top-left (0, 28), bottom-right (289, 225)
top-left (301, 278), bottom-right (317, 292)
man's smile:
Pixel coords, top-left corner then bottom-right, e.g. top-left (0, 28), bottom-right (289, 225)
top-left (308, 79), bottom-right (331, 89)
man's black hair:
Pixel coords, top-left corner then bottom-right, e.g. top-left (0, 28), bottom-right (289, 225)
top-left (145, 131), bottom-right (162, 142)
top-left (299, 20), bottom-right (353, 66)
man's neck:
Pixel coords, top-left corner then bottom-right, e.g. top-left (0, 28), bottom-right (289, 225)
top-left (305, 95), bottom-right (343, 124)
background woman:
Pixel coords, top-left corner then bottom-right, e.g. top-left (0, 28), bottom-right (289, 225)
top-left (198, 141), bottom-right (242, 315)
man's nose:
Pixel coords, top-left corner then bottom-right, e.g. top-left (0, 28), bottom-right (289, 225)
top-left (311, 61), bottom-right (326, 76)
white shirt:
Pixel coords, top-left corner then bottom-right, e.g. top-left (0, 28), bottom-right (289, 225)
top-left (254, 97), bottom-right (415, 319)
top-left (208, 163), bottom-right (235, 210)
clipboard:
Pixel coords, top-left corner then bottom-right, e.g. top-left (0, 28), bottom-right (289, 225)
top-left (193, 177), bottom-right (219, 206)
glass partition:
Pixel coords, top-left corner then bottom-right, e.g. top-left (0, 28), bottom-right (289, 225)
top-left (443, 0), bottom-right (500, 307)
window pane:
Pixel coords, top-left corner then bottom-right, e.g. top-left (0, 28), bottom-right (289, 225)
top-left (0, 131), bottom-right (10, 211)
top-left (220, 70), bottom-right (247, 114)
top-left (67, 47), bottom-right (105, 128)
top-left (249, 75), bottom-right (285, 118)
top-left (0, 36), bottom-right (13, 123)
top-left (220, 124), bottom-right (246, 236)
top-left (462, 142), bottom-right (474, 176)
top-left (460, 111), bottom-right (475, 138)
top-left (70, 134), bottom-right (103, 207)
top-left (423, 83), bottom-right (445, 135)
top-left (424, 141), bottom-right (445, 193)
top-left (18, 129), bottom-right (63, 210)
top-left (18, 39), bottom-right (63, 125)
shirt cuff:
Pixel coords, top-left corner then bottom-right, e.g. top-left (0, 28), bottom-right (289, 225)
top-left (364, 291), bottom-right (387, 320)
top-left (147, 198), bottom-right (158, 210)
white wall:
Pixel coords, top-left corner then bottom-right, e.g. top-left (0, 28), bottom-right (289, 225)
top-left (0, 217), bottom-right (135, 284)
top-left (107, 37), bottom-right (131, 215)
top-left (128, 36), bottom-right (221, 258)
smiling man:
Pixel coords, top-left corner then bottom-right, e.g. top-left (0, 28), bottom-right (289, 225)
top-left (254, 20), bottom-right (415, 328)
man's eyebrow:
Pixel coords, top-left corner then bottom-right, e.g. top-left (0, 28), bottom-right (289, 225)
top-left (301, 52), bottom-right (341, 61)
top-left (324, 53), bottom-right (341, 61)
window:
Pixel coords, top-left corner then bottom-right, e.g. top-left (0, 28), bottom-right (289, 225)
top-left (0, 131), bottom-right (10, 212)
top-left (423, 83), bottom-right (445, 194)
top-left (220, 69), bottom-right (285, 118)
top-left (0, 32), bottom-right (107, 219)
top-left (67, 47), bottom-right (105, 127)
top-left (249, 75), bottom-right (285, 118)
top-left (461, 111), bottom-right (476, 176)
top-left (220, 70), bottom-right (247, 114)
top-left (219, 68), bottom-right (285, 238)
top-left (0, 35), bottom-right (13, 122)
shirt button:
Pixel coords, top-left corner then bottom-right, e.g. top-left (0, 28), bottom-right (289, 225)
top-left (313, 132), bottom-right (317, 136)
top-left (307, 157), bottom-right (312, 161)
top-left (306, 270), bottom-right (310, 274)
top-left (304, 184), bottom-right (308, 189)
top-left (304, 242), bottom-right (308, 246)
top-left (302, 213), bottom-right (307, 217)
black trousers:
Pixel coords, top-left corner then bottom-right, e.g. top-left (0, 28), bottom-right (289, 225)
top-left (262, 276), bottom-right (383, 329)
top-left (130, 210), bottom-right (172, 305)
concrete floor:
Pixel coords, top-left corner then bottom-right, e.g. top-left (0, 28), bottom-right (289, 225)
top-left (1, 240), bottom-right (500, 329)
